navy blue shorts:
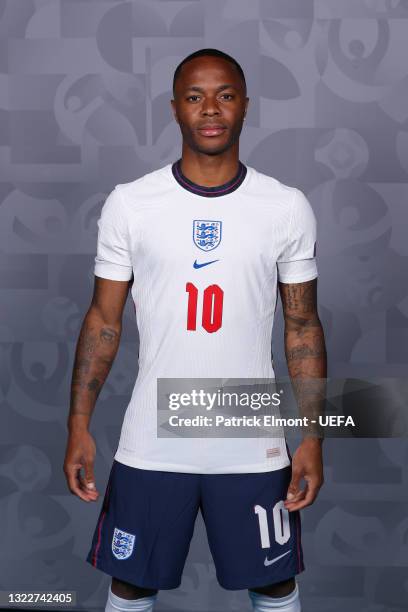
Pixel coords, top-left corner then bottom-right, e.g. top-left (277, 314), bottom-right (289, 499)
top-left (86, 459), bottom-right (305, 591)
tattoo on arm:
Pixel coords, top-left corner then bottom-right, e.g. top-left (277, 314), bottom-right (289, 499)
top-left (279, 279), bottom-right (327, 439)
top-left (285, 332), bottom-right (325, 362)
top-left (279, 280), bottom-right (325, 368)
top-left (69, 323), bottom-right (121, 418)
top-left (279, 280), bottom-right (319, 330)
top-left (100, 327), bottom-right (119, 344)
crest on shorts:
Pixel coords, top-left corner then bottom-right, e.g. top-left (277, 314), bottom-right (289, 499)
top-left (112, 527), bottom-right (136, 560)
top-left (193, 220), bottom-right (222, 252)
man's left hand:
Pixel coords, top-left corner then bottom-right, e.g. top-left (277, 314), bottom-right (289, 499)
top-left (284, 438), bottom-right (324, 512)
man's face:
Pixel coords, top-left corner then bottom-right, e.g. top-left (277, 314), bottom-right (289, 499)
top-left (171, 56), bottom-right (249, 156)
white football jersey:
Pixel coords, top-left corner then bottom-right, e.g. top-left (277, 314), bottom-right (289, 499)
top-left (94, 160), bottom-right (318, 473)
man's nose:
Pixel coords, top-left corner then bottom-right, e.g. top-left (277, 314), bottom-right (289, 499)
top-left (201, 98), bottom-right (220, 115)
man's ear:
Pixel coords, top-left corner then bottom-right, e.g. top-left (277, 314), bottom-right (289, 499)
top-left (170, 101), bottom-right (179, 124)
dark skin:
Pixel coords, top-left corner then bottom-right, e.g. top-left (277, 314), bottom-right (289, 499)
top-left (279, 280), bottom-right (326, 517)
top-left (170, 55), bottom-right (249, 186)
top-left (63, 54), bottom-right (326, 601)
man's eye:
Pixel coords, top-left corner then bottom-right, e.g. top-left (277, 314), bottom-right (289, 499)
top-left (186, 94), bottom-right (234, 102)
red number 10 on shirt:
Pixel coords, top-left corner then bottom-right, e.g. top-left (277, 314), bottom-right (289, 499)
top-left (186, 282), bottom-right (224, 333)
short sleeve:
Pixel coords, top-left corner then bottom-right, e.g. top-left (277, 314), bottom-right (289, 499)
top-left (276, 188), bottom-right (318, 283)
top-left (94, 186), bottom-right (134, 281)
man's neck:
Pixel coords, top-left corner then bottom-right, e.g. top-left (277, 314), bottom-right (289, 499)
top-left (179, 152), bottom-right (241, 187)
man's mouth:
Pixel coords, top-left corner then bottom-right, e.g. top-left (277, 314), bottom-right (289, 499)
top-left (197, 125), bottom-right (227, 137)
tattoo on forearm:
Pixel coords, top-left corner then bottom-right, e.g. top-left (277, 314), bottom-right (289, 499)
top-left (83, 333), bottom-right (96, 355)
top-left (100, 327), bottom-right (119, 343)
top-left (279, 279), bottom-right (327, 438)
top-left (88, 377), bottom-right (101, 393)
top-left (75, 357), bottom-right (90, 375)
top-left (285, 339), bottom-right (325, 362)
top-left (69, 321), bottom-right (121, 416)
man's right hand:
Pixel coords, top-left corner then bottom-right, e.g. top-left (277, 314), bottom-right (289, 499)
top-left (63, 430), bottom-right (100, 502)
top-left (64, 281), bottom-right (129, 502)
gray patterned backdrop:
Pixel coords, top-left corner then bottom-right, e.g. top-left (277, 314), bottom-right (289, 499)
top-left (1, 0), bottom-right (408, 611)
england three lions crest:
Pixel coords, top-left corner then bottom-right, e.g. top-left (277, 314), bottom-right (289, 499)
top-left (193, 220), bottom-right (222, 252)
top-left (112, 527), bottom-right (136, 560)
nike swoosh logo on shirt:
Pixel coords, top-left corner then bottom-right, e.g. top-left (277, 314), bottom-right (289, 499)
top-left (193, 259), bottom-right (219, 269)
top-left (264, 550), bottom-right (291, 566)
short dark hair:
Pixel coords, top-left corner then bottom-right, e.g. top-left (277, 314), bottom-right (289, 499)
top-left (172, 48), bottom-right (246, 97)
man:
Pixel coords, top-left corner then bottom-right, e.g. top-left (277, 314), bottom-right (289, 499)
top-left (64, 48), bottom-right (326, 612)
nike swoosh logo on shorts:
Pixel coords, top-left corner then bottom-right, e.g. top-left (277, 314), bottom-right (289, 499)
top-left (264, 549), bottom-right (291, 566)
top-left (193, 259), bottom-right (219, 269)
